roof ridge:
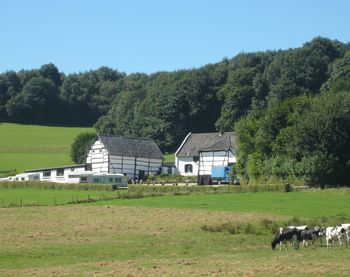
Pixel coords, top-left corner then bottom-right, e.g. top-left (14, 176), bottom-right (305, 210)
top-left (99, 134), bottom-right (153, 141)
top-left (191, 131), bottom-right (235, 135)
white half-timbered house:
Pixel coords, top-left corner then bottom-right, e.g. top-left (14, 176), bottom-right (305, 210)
top-left (175, 132), bottom-right (236, 183)
top-left (86, 135), bottom-right (164, 180)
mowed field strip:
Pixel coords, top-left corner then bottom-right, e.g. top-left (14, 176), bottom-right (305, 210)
top-left (0, 123), bottom-right (94, 172)
top-left (0, 189), bottom-right (349, 276)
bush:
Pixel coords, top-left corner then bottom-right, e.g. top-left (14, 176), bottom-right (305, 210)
top-left (0, 181), bottom-right (113, 191)
top-left (71, 132), bottom-right (97, 164)
top-left (144, 174), bottom-right (197, 184)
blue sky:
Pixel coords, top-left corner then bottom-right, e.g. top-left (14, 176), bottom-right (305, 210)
top-left (1, 0), bottom-right (349, 74)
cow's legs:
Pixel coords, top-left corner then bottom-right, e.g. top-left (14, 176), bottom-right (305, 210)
top-left (327, 238), bottom-right (331, 250)
top-left (293, 235), bottom-right (299, 250)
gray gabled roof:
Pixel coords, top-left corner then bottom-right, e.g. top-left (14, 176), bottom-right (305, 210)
top-left (176, 132), bottom-right (236, 157)
top-left (99, 135), bottom-right (164, 159)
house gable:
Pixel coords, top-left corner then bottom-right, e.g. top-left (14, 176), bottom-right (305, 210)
top-left (87, 135), bottom-right (164, 179)
top-left (175, 132), bottom-right (237, 177)
top-left (176, 132), bottom-right (236, 157)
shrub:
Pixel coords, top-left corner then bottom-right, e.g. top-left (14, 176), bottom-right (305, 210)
top-left (70, 132), bottom-right (96, 164)
top-left (0, 181), bottom-right (113, 191)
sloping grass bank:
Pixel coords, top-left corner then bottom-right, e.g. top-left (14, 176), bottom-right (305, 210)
top-left (0, 123), bottom-right (94, 172)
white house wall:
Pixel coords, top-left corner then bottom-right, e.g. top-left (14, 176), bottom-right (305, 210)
top-left (86, 140), bottom-right (109, 173)
top-left (176, 150), bottom-right (236, 177)
top-left (109, 155), bottom-right (162, 179)
top-left (22, 166), bottom-right (87, 183)
top-left (199, 150), bottom-right (236, 176)
top-left (176, 156), bottom-right (199, 176)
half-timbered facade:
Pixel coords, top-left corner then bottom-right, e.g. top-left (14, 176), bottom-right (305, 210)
top-left (175, 132), bottom-right (236, 183)
top-left (86, 135), bottom-right (164, 180)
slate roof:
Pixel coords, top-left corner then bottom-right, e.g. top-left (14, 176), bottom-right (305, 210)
top-left (99, 135), bottom-right (164, 159)
top-left (176, 132), bottom-right (236, 157)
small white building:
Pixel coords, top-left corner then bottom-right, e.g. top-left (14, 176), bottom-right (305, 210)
top-left (86, 135), bottom-right (164, 180)
top-left (175, 132), bottom-right (236, 184)
top-left (24, 164), bottom-right (88, 183)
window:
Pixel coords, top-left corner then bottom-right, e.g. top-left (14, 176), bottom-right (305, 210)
top-left (21, 177), bottom-right (25, 181)
top-left (56, 168), bottom-right (64, 177)
top-left (93, 178), bottom-right (100, 183)
top-left (70, 168), bottom-right (75, 171)
top-left (43, 171), bottom-right (51, 178)
top-left (114, 177), bottom-right (122, 183)
top-left (193, 156), bottom-right (199, 162)
top-left (185, 164), bottom-right (193, 173)
top-left (80, 176), bottom-right (88, 182)
top-left (109, 178), bottom-right (113, 183)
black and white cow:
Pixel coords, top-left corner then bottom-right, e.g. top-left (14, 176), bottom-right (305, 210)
top-left (280, 225), bottom-right (308, 246)
top-left (300, 227), bottom-right (325, 248)
top-left (326, 226), bottom-right (348, 250)
top-left (340, 223), bottom-right (350, 243)
top-left (272, 228), bottom-right (302, 250)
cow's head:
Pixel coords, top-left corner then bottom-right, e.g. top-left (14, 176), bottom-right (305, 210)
top-left (271, 239), bottom-right (278, 250)
top-left (319, 227), bottom-right (326, 237)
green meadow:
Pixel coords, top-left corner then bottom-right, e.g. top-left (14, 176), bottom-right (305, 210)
top-left (93, 189), bottom-right (350, 218)
top-left (0, 123), bottom-right (94, 172)
top-left (0, 188), bottom-right (122, 207)
top-left (0, 188), bottom-right (350, 276)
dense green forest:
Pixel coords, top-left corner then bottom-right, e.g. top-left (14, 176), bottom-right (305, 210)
top-left (1, 37), bottom-right (350, 185)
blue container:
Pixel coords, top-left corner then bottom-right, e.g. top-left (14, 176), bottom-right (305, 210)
top-left (211, 166), bottom-right (231, 182)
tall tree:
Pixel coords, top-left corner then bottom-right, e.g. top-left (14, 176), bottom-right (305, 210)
top-left (6, 76), bottom-right (58, 123)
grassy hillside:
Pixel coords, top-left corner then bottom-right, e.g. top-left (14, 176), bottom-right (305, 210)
top-left (0, 123), bottom-right (94, 173)
top-left (164, 153), bottom-right (175, 162)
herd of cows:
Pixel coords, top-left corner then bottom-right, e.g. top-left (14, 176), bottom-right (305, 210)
top-left (271, 224), bottom-right (350, 250)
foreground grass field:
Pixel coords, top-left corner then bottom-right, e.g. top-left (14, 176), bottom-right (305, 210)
top-left (0, 123), bottom-right (94, 172)
top-left (0, 189), bottom-right (350, 276)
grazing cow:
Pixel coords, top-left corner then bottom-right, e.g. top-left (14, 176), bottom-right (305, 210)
top-left (326, 226), bottom-right (348, 250)
top-left (272, 228), bottom-right (302, 251)
top-left (285, 226), bottom-right (309, 246)
top-left (340, 224), bottom-right (350, 243)
top-left (300, 227), bottom-right (325, 248)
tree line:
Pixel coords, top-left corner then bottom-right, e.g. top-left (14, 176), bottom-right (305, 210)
top-left (1, 37), bottom-right (350, 185)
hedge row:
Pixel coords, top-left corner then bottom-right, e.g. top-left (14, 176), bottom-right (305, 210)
top-left (0, 181), bottom-right (113, 191)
